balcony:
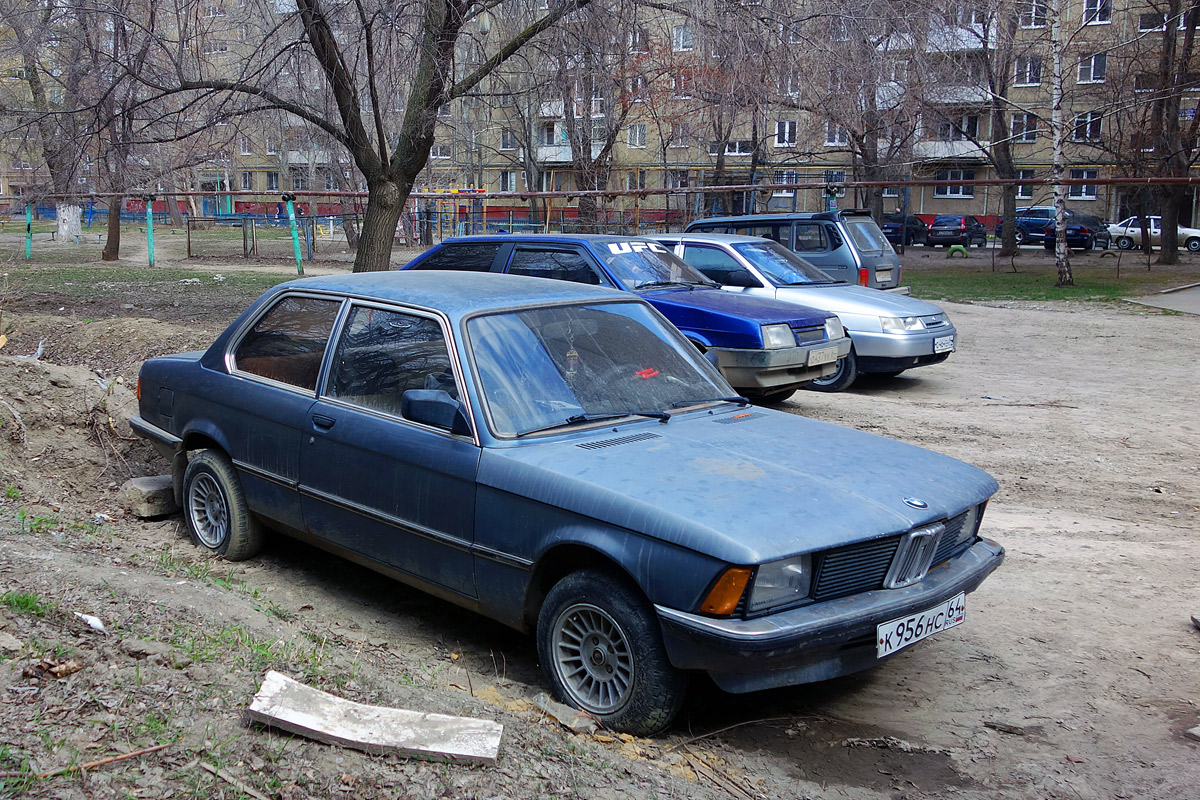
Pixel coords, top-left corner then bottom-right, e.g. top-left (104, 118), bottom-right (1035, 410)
top-left (288, 149), bottom-right (333, 165)
top-left (914, 140), bottom-right (990, 161)
top-left (536, 141), bottom-right (605, 164)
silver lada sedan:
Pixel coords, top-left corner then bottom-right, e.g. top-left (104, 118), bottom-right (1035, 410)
top-left (652, 233), bottom-right (957, 392)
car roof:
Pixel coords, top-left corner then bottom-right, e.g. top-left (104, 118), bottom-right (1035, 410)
top-left (280, 269), bottom-right (628, 315)
top-left (686, 210), bottom-right (871, 224)
top-left (437, 233), bottom-right (655, 247)
top-left (648, 232), bottom-right (767, 245)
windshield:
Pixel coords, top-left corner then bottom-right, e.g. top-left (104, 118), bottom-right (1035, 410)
top-left (467, 301), bottom-right (730, 437)
top-left (730, 240), bottom-right (841, 286)
top-left (843, 217), bottom-right (890, 253)
top-left (595, 240), bottom-right (716, 290)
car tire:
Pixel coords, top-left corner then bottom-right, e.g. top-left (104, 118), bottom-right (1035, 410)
top-left (808, 348), bottom-right (858, 393)
top-left (1186, 237), bottom-right (1200, 252)
top-left (875, 369), bottom-right (906, 379)
top-left (1116, 236), bottom-right (1135, 250)
top-left (537, 569), bottom-right (686, 736)
top-left (749, 387), bottom-right (798, 404)
top-left (975, 235), bottom-right (987, 248)
top-left (1014, 229), bottom-right (1026, 245)
top-left (182, 449), bottom-right (264, 561)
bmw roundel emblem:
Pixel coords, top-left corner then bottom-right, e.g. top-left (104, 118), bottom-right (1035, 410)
top-left (903, 497), bottom-right (928, 509)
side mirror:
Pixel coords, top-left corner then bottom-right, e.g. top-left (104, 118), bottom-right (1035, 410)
top-left (724, 270), bottom-right (762, 288)
top-left (401, 389), bottom-right (472, 436)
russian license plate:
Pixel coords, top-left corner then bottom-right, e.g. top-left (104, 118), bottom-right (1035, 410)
top-left (808, 346), bottom-right (838, 366)
top-left (876, 593), bottom-right (965, 658)
top-left (875, 270), bottom-right (892, 283)
top-left (934, 334), bottom-right (955, 353)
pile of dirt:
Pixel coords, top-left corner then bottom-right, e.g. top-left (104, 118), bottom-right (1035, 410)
top-left (0, 314), bottom-right (216, 383)
top-left (0, 356), bottom-right (163, 520)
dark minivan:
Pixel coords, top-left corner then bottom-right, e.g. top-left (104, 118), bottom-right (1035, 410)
top-left (684, 210), bottom-right (904, 291)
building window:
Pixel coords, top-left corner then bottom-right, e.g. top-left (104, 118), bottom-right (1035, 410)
top-left (668, 122), bottom-right (690, 148)
top-left (240, 171), bottom-right (253, 190)
top-left (1073, 111), bottom-right (1102, 141)
top-left (1011, 113), bottom-right (1038, 142)
top-left (1139, 13), bottom-right (1167, 31)
top-left (934, 168), bottom-right (975, 197)
top-left (1084, 0), bottom-right (1111, 23)
top-left (707, 139), bottom-right (753, 155)
top-left (1020, 0), bottom-right (1047, 27)
top-left (1068, 169), bottom-right (1098, 199)
top-left (290, 169), bottom-right (309, 191)
top-left (265, 138), bottom-right (278, 155)
top-left (430, 144), bottom-right (451, 159)
top-left (626, 168), bottom-right (646, 190)
top-left (203, 5), bottom-right (225, 17)
top-left (629, 27), bottom-right (649, 54)
top-left (627, 123), bottom-right (647, 149)
top-left (239, 136), bottom-right (252, 155)
top-left (823, 170), bottom-right (846, 195)
top-left (437, 104), bottom-right (451, 118)
top-left (266, 172), bottom-right (279, 191)
top-left (773, 169), bottom-right (799, 196)
top-left (1135, 73), bottom-right (1163, 93)
top-left (1015, 169), bottom-right (1037, 199)
top-left (782, 69), bottom-right (800, 98)
top-left (538, 122), bottom-right (556, 147)
top-left (1078, 53), bottom-right (1106, 84)
top-left (776, 120), bottom-right (797, 147)
top-left (882, 185), bottom-right (900, 198)
top-left (673, 69), bottom-right (695, 99)
top-left (499, 170), bottom-right (519, 192)
top-left (825, 121), bottom-right (849, 146)
top-left (202, 40), bottom-right (228, 54)
top-left (936, 114), bottom-right (979, 141)
top-left (667, 169), bottom-right (689, 189)
top-left (628, 74), bottom-right (645, 98)
top-left (672, 25), bottom-right (694, 52)
top-left (1015, 56), bottom-right (1043, 86)
top-left (500, 128), bottom-right (517, 150)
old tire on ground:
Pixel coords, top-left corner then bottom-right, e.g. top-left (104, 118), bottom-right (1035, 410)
top-left (182, 449), bottom-right (264, 561)
top-left (808, 348), bottom-right (858, 393)
top-left (537, 569), bottom-right (686, 736)
top-left (1116, 236), bottom-right (1135, 250)
top-left (1187, 237), bottom-right (1200, 252)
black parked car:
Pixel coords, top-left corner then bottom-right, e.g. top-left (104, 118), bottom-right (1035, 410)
top-left (880, 214), bottom-right (929, 246)
top-left (1042, 216), bottom-right (1111, 251)
top-left (927, 215), bottom-right (989, 248)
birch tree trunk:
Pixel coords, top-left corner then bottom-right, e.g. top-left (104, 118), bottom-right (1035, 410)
top-left (1050, 0), bottom-right (1072, 286)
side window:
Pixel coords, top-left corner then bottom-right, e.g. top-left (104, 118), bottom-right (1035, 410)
top-left (327, 306), bottom-right (458, 423)
top-left (792, 223), bottom-right (828, 251)
top-left (733, 223), bottom-right (788, 244)
top-left (233, 296), bottom-right (342, 391)
top-left (507, 248), bottom-right (602, 285)
top-left (410, 243), bottom-right (501, 272)
top-left (681, 245), bottom-right (763, 287)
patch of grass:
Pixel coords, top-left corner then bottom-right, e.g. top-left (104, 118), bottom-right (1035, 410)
top-left (0, 743), bottom-right (36, 797)
top-left (3, 485), bottom-right (18, 500)
top-left (906, 261), bottom-right (1200, 303)
top-left (1, 590), bottom-right (49, 617)
top-left (172, 623), bottom-right (328, 679)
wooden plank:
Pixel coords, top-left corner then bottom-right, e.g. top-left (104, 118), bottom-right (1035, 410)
top-left (247, 670), bottom-right (503, 765)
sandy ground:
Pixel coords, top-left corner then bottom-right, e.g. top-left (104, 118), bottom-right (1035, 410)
top-left (0, 248), bottom-right (1197, 798)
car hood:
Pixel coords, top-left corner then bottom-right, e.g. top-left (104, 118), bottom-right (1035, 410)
top-left (642, 286), bottom-right (830, 328)
top-left (478, 408), bottom-right (997, 565)
top-left (772, 284), bottom-right (945, 318)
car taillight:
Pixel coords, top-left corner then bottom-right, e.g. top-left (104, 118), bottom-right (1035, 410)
top-left (136, 377), bottom-right (141, 401)
top-left (959, 223), bottom-right (966, 231)
top-left (858, 267), bottom-right (869, 285)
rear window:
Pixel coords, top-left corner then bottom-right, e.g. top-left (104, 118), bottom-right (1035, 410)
top-left (933, 216), bottom-right (963, 225)
top-left (843, 217), bottom-right (890, 252)
top-left (233, 295), bottom-right (342, 391)
top-left (410, 243), bottom-right (501, 272)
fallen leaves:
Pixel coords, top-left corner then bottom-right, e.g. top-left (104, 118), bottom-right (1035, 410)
top-left (22, 658), bottom-right (85, 679)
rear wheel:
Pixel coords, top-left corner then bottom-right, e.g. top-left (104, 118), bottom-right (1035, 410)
top-left (182, 450), bottom-right (264, 561)
top-left (537, 570), bottom-right (686, 736)
top-left (1116, 236), bottom-right (1135, 250)
top-left (1014, 229), bottom-right (1027, 245)
top-left (808, 348), bottom-right (858, 393)
top-left (1186, 237), bottom-right (1200, 252)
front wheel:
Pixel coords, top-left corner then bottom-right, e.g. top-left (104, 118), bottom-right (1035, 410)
top-left (1014, 229), bottom-right (1026, 245)
top-left (808, 348), bottom-right (858, 393)
top-left (182, 450), bottom-right (264, 561)
top-left (1186, 237), bottom-right (1200, 252)
top-left (1116, 236), bottom-right (1135, 250)
top-left (537, 570), bottom-right (686, 736)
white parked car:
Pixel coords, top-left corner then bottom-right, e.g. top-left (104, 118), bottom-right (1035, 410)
top-left (1108, 216), bottom-right (1200, 252)
top-left (650, 233), bottom-right (956, 392)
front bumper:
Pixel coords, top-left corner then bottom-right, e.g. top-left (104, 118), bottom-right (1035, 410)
top-left (849, 324), bottom-right (957, 373)
top-left (655, 538), bottom-right (1004, 693)
top-left (710, 336), bottom-right (853, 390)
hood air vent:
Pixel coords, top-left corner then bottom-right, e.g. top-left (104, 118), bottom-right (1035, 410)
top-left (576, 431), bottom-right (662, 450)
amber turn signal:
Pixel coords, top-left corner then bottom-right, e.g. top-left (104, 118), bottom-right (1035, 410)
top-left (135, 377), bottom-right (141, 401)
top-left (700, 567), bottom-right (752, 616)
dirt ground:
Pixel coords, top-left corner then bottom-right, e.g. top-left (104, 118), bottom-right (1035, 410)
top-left (0, 240), bottom-right (1198, 799)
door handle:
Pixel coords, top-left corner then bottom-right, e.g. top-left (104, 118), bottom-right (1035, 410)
top-left (312, 414), bottom-right (336, 430)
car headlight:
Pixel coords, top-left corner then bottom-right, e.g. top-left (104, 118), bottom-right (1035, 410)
top-left (747, 555), bottom-right (812, 612)
top-left (824, 316), bottom-right (844, 341)
top-left (761, 323), bottom-right (796, 349)
top-left (880, 315), bottom-right (924, 333)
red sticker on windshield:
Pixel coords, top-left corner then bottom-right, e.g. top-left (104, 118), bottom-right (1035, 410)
top-left (635, 368), bottom-right (659, 379)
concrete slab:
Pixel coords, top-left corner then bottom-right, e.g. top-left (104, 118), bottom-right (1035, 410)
top-left (1125, 284), bottom-right (1200, 315)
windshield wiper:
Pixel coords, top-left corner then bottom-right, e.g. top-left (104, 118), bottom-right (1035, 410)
top-left (670, 396), bottom-right (750, 408)
top-left (516, 409), bottom-right (671, 436)
top-left (633, 280), bottom-right (695, 291)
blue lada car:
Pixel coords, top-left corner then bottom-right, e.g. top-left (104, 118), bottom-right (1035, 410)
top-left (131, 272), bottom-right (1003, 735)
top-left (400, 234), bottom-right (850, 402)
